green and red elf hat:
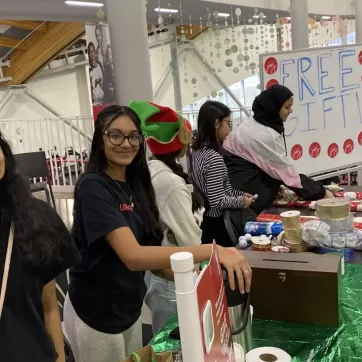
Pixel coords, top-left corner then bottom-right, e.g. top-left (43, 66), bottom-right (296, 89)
top-left (129, 100), bottom-right (192, 155)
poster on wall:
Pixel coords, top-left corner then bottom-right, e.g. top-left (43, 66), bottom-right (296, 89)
top-left (85, 24), bottom-right (117, 119)
top-left (260, 44), bottom-right (362, 176)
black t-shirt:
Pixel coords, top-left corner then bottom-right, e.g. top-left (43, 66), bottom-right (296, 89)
top-left (68, 172), bottom-right (147, 334)
top-left (0, 198), bottom-right (80, 362)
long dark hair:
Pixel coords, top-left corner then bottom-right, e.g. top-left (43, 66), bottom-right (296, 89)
top-left (73, 105), bottom-right (163, 245)
top-left (192, 100), bottom-right (231, 152)
top-left (154, 151), bottom-right (203, 212)
top-left (87, 42), bottom-right (95, 66)
top-left (0, 133), bottom-right (71, 269)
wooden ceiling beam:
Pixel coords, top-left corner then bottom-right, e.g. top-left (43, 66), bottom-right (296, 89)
top-left (3, 22), bottom-right (85, 85)
top-left (0, 35), bottom-right (27, 50)
top-left (0, 20), bottom-right (47, 32)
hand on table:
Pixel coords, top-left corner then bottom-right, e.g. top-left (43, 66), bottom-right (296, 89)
top-left (217, 246), bottom-right (252, 294)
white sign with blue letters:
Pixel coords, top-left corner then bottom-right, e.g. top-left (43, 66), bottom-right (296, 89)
top-left (260, 44), bottom-right (362, 176)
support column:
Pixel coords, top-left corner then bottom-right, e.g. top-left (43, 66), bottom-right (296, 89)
top-left (340, 19), bottom-right (348, 45)
top-left (105, 0), bottom-right (153, 105)
top-left (290, 0), bottom-right (309, 49)
top-left (355, 0), bottom-right (362, 43)
top-left (169, 24), bottom-right (183, 112)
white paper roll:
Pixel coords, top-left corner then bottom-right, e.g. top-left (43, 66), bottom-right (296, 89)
top-left (234, 343), bottom-right (245, 362)
top-left (246, 347), bottom-right (291, 362)
top-left (280, 210), bottom-right (301, 218)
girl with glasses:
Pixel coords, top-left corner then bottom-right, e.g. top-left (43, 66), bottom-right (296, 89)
top-left (63, 104), bottom-right (252, 362)
top-left (191, 101), bottom-right (255, 248)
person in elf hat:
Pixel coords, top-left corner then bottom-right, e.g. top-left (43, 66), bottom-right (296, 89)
top-left (129, 100), bottom-right (204, 333)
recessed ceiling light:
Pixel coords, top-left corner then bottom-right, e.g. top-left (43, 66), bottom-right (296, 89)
top-left (321, 16), bottom-right (331, 20)
top-left (154, 8), bottom-right (179, 14)
top-left (65, 1), bottom-right (104, 7)
top-left (218, 13), bottom-right (230, 18)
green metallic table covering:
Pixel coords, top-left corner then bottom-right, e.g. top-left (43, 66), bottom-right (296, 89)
top-left (150, 264), bottom-right (362, 361)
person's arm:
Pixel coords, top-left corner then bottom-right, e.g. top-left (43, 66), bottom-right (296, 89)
top-left (80, 178), bottom-right (251, 293)
top-left (42, 281), bottom-right (65, 362)
top-left (226, 129), bottom-right (302, 189)
top-left (204, 154), bottom-right (245, 210)
top-left (106, 227), bottom-right (251, 293)
top-left (153, 267), bottom-right (200, 282)
top-left (161, 186), bottom-right (202, 247)
top-left (288, 174), bottom-right (327, 200)
top-left (152, 269), bottom-right (175, 281)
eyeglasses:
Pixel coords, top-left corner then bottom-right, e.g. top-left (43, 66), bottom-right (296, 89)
top-left (104, 131), bottom-right (143, 147)
top-left (223, 119), bottom-right (232, 127)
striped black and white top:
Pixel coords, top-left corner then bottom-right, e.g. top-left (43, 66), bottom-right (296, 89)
top-left (191, 147), bottom-right (244, 217)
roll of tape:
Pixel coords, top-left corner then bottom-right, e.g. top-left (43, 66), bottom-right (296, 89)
top-left (252, 245), bottom-right (271, 252)
top-left (320, 214), bottom-right (354, 233)
top-left (252, 237), bottom-right (271, 252)
top-left (320, 246), bottom-right (354, 262)
top-left (284, 228), bottom-right (303, 243)
top-left (246, 347), bottom-right (291, 362)
top-left (280, 210), bottom-right (301, 229)
top-left (277, 231), bottom-right (285, 245)
top-left (316, 198), bottom-right (350, 219)
top-left (234, 343), bottom-right (245, 362)
top-left (329, 231), bottom-right (358, 249)
top-left (283, 240), bottom-right (308, 253)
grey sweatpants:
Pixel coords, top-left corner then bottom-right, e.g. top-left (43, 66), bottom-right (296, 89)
top-left (63, 295), bottom-right (142, 362)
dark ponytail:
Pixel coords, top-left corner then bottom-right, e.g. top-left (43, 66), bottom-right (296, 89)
top-left (154, 151), bottom-right (203, 212)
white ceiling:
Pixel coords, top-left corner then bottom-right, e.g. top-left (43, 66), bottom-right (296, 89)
top-left (0, 0), bottom-right (353, 23)
top-left (0, 0), bottom-right (102, 22)
top-left (0, 0), bottom-right (290, 24)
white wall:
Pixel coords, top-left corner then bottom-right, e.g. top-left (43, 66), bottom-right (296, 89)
top-left (0, 66), bottom-right (92, 119)
top-left (0, 66), bottom-right (93, 155)
top-left (151, 20), bottom-right (355, 110)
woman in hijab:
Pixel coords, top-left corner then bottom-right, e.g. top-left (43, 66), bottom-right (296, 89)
top-left (223, 85), bottom-right (333, 214)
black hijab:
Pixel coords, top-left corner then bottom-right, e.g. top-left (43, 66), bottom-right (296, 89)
top-left (252, 85), bottom-right (294, 135)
